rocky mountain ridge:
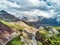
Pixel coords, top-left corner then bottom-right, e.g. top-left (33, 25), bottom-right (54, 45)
top-left (0, 10), bottom-right (19, 22)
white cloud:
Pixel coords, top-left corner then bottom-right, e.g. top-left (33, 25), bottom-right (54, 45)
top-left (7, 1), bottom-right (21, 8)
top-left (14, 9), bottom-right (51, 18)
top-left (0, 0), bottom-right (60, 19)
top-left (8, 0), bottom-right (51, 10)
top-left (28, 0), bottom-right (40, 6)
top-left (0, 0), bottom-right (21, 9)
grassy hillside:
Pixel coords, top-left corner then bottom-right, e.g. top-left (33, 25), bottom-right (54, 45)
top-left (6, 35), bottom-right (24, 45)
top-left (53, 26), bottom-right (60, 30)
top-left (0, 20), bottom-right (60, 45)
top-left (0, 20), bottom-right (24, 30)
top-left (38, 27), bottom-right (60, 45)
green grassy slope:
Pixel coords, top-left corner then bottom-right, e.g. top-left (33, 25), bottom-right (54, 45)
top-left (0, 20), bottom-right (24, 30)
top-left (6, 35), bottom-right (24, 45)
top-left (53, 26), bottom-right (60, 30)
top-left (38, 27), bottom-right (60, 45)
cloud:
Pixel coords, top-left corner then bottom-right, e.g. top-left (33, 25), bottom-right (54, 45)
top-left (0, 0), bottom-right (60, 18)
top-left (0, 0), bottom-right (51, 11)
top-left (0, 0), bottom-right (21, 10)
top-left (9, 9), bottom-right (52, 18)
top-left (20, 10), bottom-right (51, 18)
top-left (28, 0), bottom-right (40, 6)
top-left (7, 0), bottom-right (51, 11)
top-left (7, 1), bottom-right (21, 8)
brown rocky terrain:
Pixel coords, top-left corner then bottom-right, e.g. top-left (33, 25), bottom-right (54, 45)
top-left (0, 22), bottom-right (20, 45)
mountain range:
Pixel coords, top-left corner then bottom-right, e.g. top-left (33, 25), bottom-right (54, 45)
top-left (0, 10), bottom-right (19, 22)
top-left (0, 10), bottom-right (60, 28)
top-left (23, 16), bottom-right (60, 28)
top-left (21, 16), bottom-right (60, 28)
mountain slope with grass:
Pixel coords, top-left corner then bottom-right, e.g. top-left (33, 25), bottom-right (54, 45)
top-left (0, 20), bottom-right (22, 45)
top-left (0, 20), bottom-right (60, 45)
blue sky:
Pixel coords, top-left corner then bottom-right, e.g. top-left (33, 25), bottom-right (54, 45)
top-left (0, 0), bottom-right (60, 18)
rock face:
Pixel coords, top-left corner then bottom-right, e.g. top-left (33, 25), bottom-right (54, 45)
top-left (21, 28), bottom-right (51, 45)
top-left (0, 10), bottom-right (19, 22)
top-left (21, 28), bottom-right (38, 45)
top-left (0, 22), bottom-right (20, 45)
top-left (44, 26), bottom-right (59, 34)
top-left (36, 31), bottom-right (51, 45)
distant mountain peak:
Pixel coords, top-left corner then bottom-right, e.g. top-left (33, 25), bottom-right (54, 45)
top-left (0, 10), bottom-right (7, 14)
top-left (0, 10), bottom-right (19, 22)
top-left (1, 10), bottom-right (6, 12)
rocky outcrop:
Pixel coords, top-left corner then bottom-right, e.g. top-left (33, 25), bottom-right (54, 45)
top-left (35, 31), bottom-right (51, 45)
top-left (0, 22), bottom-right (20, 45)
top-left (21, 28), bottom-right (38, 45)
